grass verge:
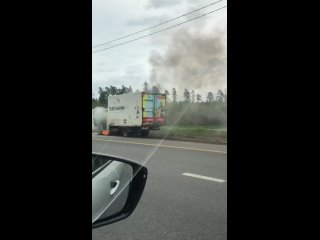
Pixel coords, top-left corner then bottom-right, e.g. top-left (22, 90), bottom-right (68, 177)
top-left (149, 125), bottom-right (227, 145)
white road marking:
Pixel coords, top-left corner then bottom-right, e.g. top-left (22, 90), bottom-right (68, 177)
top-left (182, 173), bottom-right (226, 183)
top-left (92, 138), bottom-right (227, 154)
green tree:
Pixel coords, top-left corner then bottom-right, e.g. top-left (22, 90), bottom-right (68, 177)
top-left (118, 85), bottom-right (129, 95)
top-left (216, 89), bottom-right (224, 102)
top-left (110, 85), bottom-right (118, 95)
top-left (196, 93), bottom-right (202, 103)
top-left (206, 92), bottom-right (214, 102)
top-left (92, 98), bottom-right (100, 108)
top-left (98, 87), bottom-right (107, 106)
top-left (184, 89), bottom-right (191, 103)
top-left (143, 81), bottom-right (149, 92)
top-left (172, 88), bottom-right (177, 103)
top-left (164, 89), bottom-right (170, 101)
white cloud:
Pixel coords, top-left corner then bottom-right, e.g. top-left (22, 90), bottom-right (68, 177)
top-left (145, 0), bottom-right (181, 9)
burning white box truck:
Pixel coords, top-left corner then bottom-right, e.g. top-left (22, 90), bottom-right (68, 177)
top-left (107, 92), bottom-right (166, 137)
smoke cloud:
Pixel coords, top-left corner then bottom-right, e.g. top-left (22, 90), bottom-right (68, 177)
top-left (148, 26), bottom-right (226, 98)
top-left (92, 107), bottom-right (108, 131)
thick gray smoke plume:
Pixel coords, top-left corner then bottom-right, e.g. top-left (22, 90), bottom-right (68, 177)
top-left (92, 107), bottom-right (108, 132)
top-left (149, 27), bottom-right (226, 97)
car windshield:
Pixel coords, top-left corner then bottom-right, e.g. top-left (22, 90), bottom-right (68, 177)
top-left (92, 0), bottom-right (227, 239)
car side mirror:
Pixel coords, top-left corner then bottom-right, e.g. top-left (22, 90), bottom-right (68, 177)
top-left (92, 153), bottom-right (147, 228)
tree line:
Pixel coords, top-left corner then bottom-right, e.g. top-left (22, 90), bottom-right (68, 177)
top-left (92, 81), bottom-right (227, 109)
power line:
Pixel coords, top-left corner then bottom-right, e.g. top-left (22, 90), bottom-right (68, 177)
top-left (92, 0), bottom-right (224, 49)
top-left (92, 5), bottom-right (227, 54)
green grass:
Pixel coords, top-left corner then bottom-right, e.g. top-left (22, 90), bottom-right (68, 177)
top-left (150, 125), bottom-right (227, 144)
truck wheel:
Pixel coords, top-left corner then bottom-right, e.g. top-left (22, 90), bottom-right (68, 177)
top-left (140, 130), bottom-right (149, 137)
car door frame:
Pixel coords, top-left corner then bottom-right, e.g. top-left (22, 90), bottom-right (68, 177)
top-left (92, 153), bottom-right (148, 228)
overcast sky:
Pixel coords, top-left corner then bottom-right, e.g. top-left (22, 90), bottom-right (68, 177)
top-left (92, 0), bottom-right (227, 101)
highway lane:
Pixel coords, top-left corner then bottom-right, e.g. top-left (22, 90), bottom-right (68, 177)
top-left (92, 135), bottom-right (227, 240)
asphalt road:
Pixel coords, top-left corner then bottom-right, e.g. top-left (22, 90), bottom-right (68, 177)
top-left (92, 135), bottom-right (227, 240)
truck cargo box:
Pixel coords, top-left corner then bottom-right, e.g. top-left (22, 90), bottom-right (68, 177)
top-left (107, 92), bottom-right (166, 129)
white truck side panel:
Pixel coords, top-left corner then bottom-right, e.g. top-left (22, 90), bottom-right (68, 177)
top-left (107, 93), bottom-right (142, 127)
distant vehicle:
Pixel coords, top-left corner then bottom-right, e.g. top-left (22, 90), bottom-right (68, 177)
top-left (107, 92), bottom-right (166, 137)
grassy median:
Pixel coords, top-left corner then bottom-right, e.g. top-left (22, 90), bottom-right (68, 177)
top-left (149, 125), bottom-right (227, 144)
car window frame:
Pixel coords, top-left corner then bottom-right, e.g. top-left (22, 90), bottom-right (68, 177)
top-left (92, 158), bottom-right (112, 178)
